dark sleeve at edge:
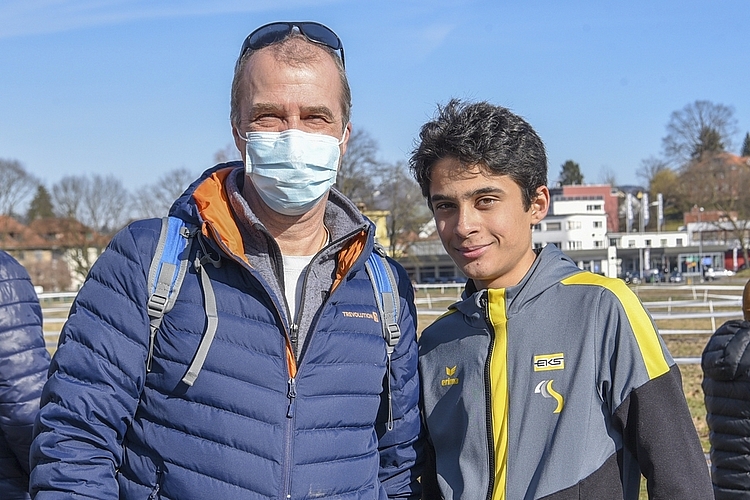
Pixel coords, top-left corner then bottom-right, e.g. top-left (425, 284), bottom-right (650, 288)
top-left (614, 364), bottom-right (713, 499)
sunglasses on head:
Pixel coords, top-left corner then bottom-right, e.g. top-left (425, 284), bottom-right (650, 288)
top-left (239, 21), bottom-right (345, 68)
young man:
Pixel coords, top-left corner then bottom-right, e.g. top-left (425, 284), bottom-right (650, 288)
top-left (410, 99), bottom-right (712, 499)
top-left (30, 22), bottom-right (422, 499)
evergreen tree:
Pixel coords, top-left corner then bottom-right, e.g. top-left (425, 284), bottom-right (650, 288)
top-left (691, 126), bottom-right (724, 159)
top-left (26, 184), bottom-right (55, 221)
top-left (742, 132), bottom-right (750, 157)
top-left (558, 160), bottom-right (584, 185)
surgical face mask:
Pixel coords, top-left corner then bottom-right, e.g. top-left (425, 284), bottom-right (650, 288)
top-left (241, 128), bottom-right (344, 216)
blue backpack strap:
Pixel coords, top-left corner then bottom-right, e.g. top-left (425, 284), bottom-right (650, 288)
top-left (146, 216), bottom-right (193, 371)
top-left (365, 243), bottom-right (401, 431)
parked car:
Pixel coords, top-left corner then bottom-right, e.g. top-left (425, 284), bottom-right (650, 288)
top-left (705, 268), bottom-right (735, 280)
top-left (668, 272), bottom-right (684, 283)
top-left (620, 271), bottom-right (642, 285)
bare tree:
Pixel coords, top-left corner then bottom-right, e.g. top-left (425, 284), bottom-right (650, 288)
top-left (132, 168), bottom-right (197, 219)
top-left (214, 143), bottom-right (242, 164)
top-left (51, 174), bottom-right (130, 233)
top-left (0, 159), bottom-right (39, 217)
top-left (374, 161), bottom-right (432, 257)
top-left (52, 176), bottom-right (86, 219)
top-left (679, 152), bottom-right (750, 266)
top-left (597, 166), bottom-right (617, 187)
top-left (636, 156), bottom-right (670, 186)
top-left (336, 129), bottom-right (380, 207)
top-left (662, 100), bottom-right (738, 166)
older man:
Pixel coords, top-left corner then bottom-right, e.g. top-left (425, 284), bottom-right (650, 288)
top-left (31, 22), bottom-right (422, 499)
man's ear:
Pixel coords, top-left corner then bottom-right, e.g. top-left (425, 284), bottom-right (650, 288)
top-left (231, 126), bottom-right (246, 162)
top-left (338, 122), bottom-right (352, 162)
top-left (530, 186), bottom-right (550, 224)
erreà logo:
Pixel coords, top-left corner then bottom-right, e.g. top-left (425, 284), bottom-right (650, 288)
top-left (342, 310), bottom-right (379, 322)
top-left (441, 365), bottom-right (459, 386)
top-left (533, 352), bottom-right (564, 372)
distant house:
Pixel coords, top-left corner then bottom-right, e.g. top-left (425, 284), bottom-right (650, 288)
top-left (0, 216), bottom-right (109, 292)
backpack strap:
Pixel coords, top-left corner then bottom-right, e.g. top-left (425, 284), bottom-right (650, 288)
top-left (145, 216), bottom-right (222, 387)
top-left (365, 243), bottom-right (401, 431)
top-left (146, 216), bottom-right (193, 372)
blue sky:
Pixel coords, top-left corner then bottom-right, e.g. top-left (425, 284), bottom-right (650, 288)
top-left (1, 0), bottom-right (749, 194)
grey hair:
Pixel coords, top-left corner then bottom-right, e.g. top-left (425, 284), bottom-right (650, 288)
top-left (229, 34), bottom-right (351, 133)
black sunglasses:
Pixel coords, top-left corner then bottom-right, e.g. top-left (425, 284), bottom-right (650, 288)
top-left (239, 21), bottom-right (345, 68)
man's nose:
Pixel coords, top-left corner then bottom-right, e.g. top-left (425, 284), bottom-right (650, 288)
top-left (279, 116), bottom-right (302, 131)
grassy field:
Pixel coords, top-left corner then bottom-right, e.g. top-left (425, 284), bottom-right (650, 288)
top-left (415, 274), bottom-right (750, 498)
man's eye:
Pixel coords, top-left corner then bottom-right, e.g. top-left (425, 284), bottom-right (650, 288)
top-left (477, 198), bottom-right (496, 207)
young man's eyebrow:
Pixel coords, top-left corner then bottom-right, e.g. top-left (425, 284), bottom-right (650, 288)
top-left (430, 186), bottom-right (504, 202)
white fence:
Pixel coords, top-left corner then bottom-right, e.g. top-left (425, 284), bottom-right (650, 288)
top-left (41, 285), bottom-right (747, 364)
top-left (412, 283), bottom-right (748, 366)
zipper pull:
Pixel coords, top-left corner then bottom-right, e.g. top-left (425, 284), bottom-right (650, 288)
top-left (287, 377), bottom-right (297, 418)
top-left (290, 323), bottom-right (299, 355)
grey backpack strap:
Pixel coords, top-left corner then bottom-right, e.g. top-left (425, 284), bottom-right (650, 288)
top-left (365, 243), bottom-right (401, 431)
top-left (145, 216), bottom-right (221, 386)
top-left (181, 241), bottom-right (221, 386)
top-left (146, 217), bottom-right (193, 371)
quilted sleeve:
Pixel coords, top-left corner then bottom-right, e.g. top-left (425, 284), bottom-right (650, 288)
top-left (377, 261), bottom-right (424, 499)
top-left (30, 221), bottom-right (158, 499)
top-left (0, 251), bottom-right (50, 474)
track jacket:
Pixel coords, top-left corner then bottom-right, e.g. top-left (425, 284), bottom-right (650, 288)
top-left (702, 318), bottom-right (750, 499)
top-left (30, 164), bottom-right (422, 499)
top-left (0, 251), bottom-right (50, 500)
top-left (419, 244), bottom-right (711, 499)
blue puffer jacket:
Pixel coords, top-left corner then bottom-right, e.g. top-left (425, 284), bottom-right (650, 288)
top-left (30, 165), bottom-right (422, 499)
top-left (0, 250), bottom-right (50, 500)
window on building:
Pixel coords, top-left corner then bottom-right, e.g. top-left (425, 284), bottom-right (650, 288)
top-left (676, 238), bottom-right (683, 246)
top-left (660, 239), bottom-right (668, 247)
top-left (567, 221), bottom-right (581, 230)
top-left (628, 240), bottom-right (636, 248)
top-left (645, 239), bottom-right (651, 247)
top-left (609, 238), bottom-right (619, 247)
top-left (594, 241), bottom-right (604, 248)
top-left (534, 242), bottom-right (543, 249)
top-left (593, 221), bottom-right (603, 228)
top-left (567, 241), bottom-right (582, 250)
top-left (586, 204), bottom-right (602, 211)
top-left (546, 222), bottom-right (561, 231)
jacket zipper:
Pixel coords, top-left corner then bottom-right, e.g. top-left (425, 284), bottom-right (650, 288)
top-left (482, 291), bottom-right (497, 500)
top-left (282, 377), bottom-right (297, 498)
top-left (148, 465), bottom-right (163, 500)
top-left (204, 222), bottom-right (299, 498)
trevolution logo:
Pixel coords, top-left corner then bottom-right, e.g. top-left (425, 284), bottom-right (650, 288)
top-left (341, 310), bottom-right (379, 322)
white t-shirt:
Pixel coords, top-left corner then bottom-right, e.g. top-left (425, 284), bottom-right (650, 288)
top-left (282, 254), bottom-right (315, 320)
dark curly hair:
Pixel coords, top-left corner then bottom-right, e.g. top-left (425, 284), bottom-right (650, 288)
top-left (409, 99), bottom-right (547, 210)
